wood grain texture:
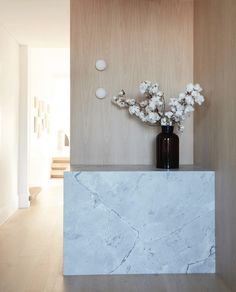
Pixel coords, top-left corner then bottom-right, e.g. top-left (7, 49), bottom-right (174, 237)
top-left (0, 182), bottom-right (231, 292)
top-left (71, 0), bottom-right (193, 165)
top-left (194, 1), bottom-right (236, 291)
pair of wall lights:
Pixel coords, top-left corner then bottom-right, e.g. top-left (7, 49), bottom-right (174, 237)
top-left (95, 59), bottom-right (107, 99)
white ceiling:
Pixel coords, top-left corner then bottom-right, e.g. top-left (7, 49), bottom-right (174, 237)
top-left (0, 0), bottom-right (69, 47)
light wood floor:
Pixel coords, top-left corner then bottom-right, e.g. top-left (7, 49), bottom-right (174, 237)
top-left (0, 181), bottom-right (232, 292)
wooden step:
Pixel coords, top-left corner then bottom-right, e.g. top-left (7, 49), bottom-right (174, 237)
top-left (52, 162), bottom-right (69, 170)
top-left (52, 157), bottom-right (70, 163)
top-left (51, 170), bottom-right (65, 178)
top-left (51, 157), bottom-right (70, 178)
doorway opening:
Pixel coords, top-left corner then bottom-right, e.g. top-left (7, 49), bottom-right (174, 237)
top-left (28, 48), bottom-right (70, 197)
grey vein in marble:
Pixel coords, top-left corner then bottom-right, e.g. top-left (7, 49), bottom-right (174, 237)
top-left (64, 171), bottom-right (215, 275)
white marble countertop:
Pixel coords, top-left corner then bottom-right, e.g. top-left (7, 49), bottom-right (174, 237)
top-left (69, 164), bottom-right (214, 172)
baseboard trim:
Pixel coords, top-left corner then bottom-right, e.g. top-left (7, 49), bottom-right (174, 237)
top-left (18, 193), bottom-right (30, 209)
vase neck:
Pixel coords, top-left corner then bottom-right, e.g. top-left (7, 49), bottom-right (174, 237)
top-left (161, 125), bottom-right (174, 134)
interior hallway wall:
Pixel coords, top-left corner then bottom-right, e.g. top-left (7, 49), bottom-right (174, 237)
top-left (28, 48), bottom-right (70, 187)
top-left (0, 25), bottom-right (19, 224)
top-left (71, 0), bottom-right (194, 165)
top-left (194, 0), bottom-right (236, 290)
top-left (18, 45), bottom-right (30, 208)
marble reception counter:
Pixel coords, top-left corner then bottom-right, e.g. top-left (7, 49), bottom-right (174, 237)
top-left (64, 166), bottom-right (215, 275)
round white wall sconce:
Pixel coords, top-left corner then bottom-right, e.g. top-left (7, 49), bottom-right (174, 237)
top-left (95, 59), bottom-right (107, 71)
top-left (96, 88), bottom-right (107, 99)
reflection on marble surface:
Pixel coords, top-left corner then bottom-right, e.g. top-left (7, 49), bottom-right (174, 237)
top-left (64, 171), bottom-right (215, 275)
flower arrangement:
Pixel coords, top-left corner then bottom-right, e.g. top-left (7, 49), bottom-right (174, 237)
top-left (112, 81), bottom-right (205, 131)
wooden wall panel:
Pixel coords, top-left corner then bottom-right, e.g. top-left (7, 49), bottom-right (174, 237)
top-left (71, 0), bottom-right (193, 165)
top-left (194, 0), bottom-right (236, 291)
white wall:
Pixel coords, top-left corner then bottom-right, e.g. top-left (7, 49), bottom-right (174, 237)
top-left (28, 48), bottom-right (70, 187)
top-left (18, 46), bottom-right (30, 208)
top-left (0, 26), bottom-right (19, 224)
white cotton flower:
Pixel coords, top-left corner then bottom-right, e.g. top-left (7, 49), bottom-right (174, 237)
top-left (152, 98), bottom-right (163, 107)
top-left (148, 101), bottom-right (156, 111)
top-left (129, 105), bottom-right (140, 115)
top-left (146, 112), bottom-right (160, 123)
top-left (194, 94), bottom-right (205, 105)
top-left (176, 104), bottom-right (184, 111)
top-left (194, 84), bottom-right (202, 92)
top-left (191, 90), bottom-right (198, 97)
top-left (135, 107), bottom-right (140, 114)
top-left (161, 117), bottom-right (167, 126)
top-left (175, 110), bottom-right (184, 117)
top-left (145, 105), bottom-right (151, 113)
top-left (149, 83), bottom-right (159, 95)
top-left (138, 111), bottom-right (147, 122)
top-left (112, 82), bottom-right (205, 130)
top-left (185, 95), bottom-right (194, 105)
top-left (148, 119), bottom-right (156, 124)
top-left (184, 105), bottom-right (194, 114)
top-left (126, 99), bottom-right (136, 105)
top-left (117, 99), bottom-right (127, 108)
top-left (178, 93), bottom-right (186, 100)
top-left (134, 106), bottom-right (140, 117)
top-left (140, 81), bottom-right (151, 94)
top-left (173, 115), bottom-right (180, 122)
top-left (138, 111), bottom-right (144, 118)
top-left (165, 111), bottom-right (173, 119)
top-left (151, 96), bottom-right (161, 103)
top-left (169, 98), bottom-right (179, 106)
top-left (186, 83), bottom-right (194, 92)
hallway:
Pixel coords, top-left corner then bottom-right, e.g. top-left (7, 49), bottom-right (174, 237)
top-left (0, 182), bottom-right (231, 292)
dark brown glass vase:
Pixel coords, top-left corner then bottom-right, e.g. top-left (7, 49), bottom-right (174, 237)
top-left (156, 125), bottom-right (179, 169)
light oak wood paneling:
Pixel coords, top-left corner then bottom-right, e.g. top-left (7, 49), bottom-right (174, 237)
top-left (71, 0), bottom-right (194, 165)
top-left (0, 182), bottom-right (231, 292)
top-left (194, 0), bottom-right (236, 291)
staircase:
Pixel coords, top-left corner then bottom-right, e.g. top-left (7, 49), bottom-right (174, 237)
top-left (51, 157), bottom-right (70, 179)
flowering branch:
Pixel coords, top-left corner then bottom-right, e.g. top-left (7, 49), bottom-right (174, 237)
top-left (112, 81), bottom-right (205, 132)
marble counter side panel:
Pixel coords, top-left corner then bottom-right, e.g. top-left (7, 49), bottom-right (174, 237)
top-left (64, 171), bottom-right (215, 275)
